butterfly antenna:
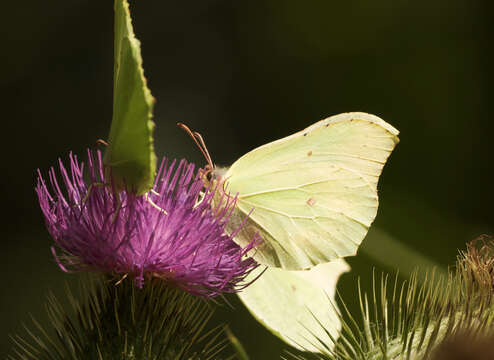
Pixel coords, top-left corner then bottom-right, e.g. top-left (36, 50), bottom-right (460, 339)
top-left (192, 131), bottom-right (213, 169)
top-left (177, 123), bottom-right (214, 169)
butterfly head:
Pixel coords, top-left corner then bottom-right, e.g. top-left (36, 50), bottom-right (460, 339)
top-left (177, 122), bottom-right (231, 189)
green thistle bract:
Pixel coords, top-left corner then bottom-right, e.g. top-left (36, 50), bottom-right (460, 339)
top-left (9, 277), bottom-right (233, 360)
top-left (290, 237), bottom-right (494, 360)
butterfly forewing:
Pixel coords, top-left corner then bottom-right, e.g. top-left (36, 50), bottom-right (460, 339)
top-left (224, 112), bottom-right (399, 270)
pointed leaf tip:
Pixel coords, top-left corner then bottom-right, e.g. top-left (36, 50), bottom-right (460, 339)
top-left (104, 0), bottom-right (157, 195)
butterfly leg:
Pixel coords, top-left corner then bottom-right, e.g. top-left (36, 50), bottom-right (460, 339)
top-left (115, 273), bottom-right (128, 286)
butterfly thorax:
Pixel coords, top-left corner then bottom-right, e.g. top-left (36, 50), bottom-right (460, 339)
top-left (213, 165), bottom-right (228, 177)
top-left (209, 165), bottom-right (231, 200)
top-left (199, 164), bottom-right (233, 210)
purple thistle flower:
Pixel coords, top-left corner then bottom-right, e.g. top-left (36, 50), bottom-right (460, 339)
top-left (36, 150), bottom-right (259, 297)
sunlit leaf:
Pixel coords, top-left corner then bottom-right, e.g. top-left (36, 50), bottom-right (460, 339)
top-left (103, 0), bottom-right (156, 195)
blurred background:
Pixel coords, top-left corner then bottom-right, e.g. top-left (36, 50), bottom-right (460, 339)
top-left (1, 1), bottom-right (492, 358)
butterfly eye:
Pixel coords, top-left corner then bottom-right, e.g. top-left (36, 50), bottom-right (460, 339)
top-left (205, 165), bottom-right (213, 181)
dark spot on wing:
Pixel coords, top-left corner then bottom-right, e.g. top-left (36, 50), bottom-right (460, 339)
top-left (306, 197), bottom-right (316, 206)
top-left (307, 151), bottom-right (312, 156)
top-left (291, 284), bottom-right (296, 292)
top-left (303, 133), bottom-right (307, 136)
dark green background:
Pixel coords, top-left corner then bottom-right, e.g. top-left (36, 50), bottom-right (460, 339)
top-left (1, 1), bottom-right (493, 358)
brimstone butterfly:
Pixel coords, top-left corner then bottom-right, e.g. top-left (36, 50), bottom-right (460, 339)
top-left (237, 259), bottom-right (350, 351)
top-left (183, 112), bottom-right (399, 270)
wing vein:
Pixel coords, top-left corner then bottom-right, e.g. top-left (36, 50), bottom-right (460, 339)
top-left (311, 152), bottom-right (386, 164)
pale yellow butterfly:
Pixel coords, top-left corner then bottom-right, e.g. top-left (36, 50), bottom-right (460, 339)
top-left (181, 112), bottom-right (399, 270)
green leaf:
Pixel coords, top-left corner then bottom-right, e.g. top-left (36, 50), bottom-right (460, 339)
top-left (104, 0), bottom-right (156, 195)
top-left (361, 227), bottom-right (447, 279)
top-left (237, 260), bottom-right (350, 352)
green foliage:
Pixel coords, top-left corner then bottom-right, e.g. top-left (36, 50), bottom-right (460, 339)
top-left (360, 228), bottom-right (447, 280)
top-left (289, 238), bottom-right (494, 360)
top-left (9, 277), bottom-right (231, 360)
top-left (103, 0), bottom-right (156, 195)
